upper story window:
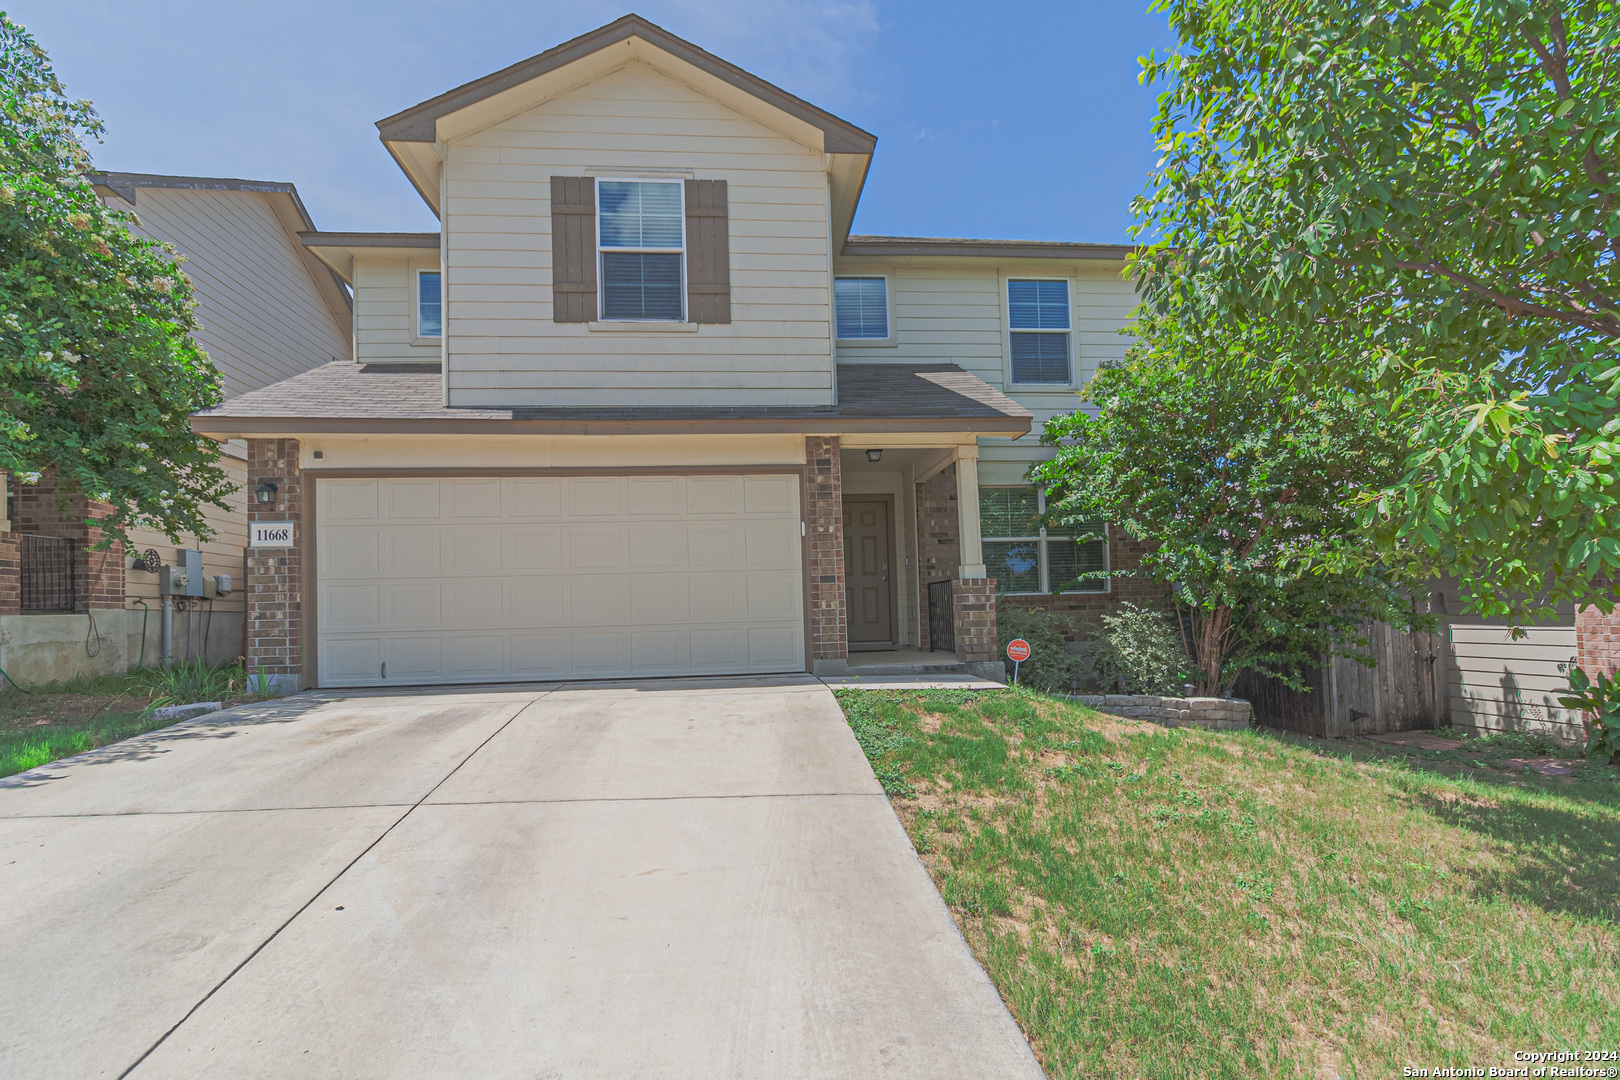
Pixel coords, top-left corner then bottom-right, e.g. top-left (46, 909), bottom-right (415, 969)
top-left (1007, 279), bottom-right (1071, 384)
top-left (835, 276), bottom-right (889, 339)
top-left (980, 486), bottom-right (1107, 595)
top-left (598, 180), bottom-right (684, 321)
top-left (417, 270), bottom-right (442, 338)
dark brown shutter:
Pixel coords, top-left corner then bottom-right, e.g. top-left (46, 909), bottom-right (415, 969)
top-left (550, 176), bottom-right (596, 323)
top-left (685, 179), bottom-right (730, 324)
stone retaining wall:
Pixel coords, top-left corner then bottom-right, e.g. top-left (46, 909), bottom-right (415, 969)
top-left (1074, 694), bottom-right (1252, 731)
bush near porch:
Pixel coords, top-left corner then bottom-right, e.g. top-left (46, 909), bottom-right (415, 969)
top-left (836, 687), bottom-right (1620, 1079)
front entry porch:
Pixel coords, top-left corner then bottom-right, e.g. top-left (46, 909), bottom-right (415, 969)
top-left (804, 436), bottom-right (1003, 683)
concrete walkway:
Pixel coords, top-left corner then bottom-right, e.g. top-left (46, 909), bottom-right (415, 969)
top-left (0, 677), bottom-right (1042, 1079)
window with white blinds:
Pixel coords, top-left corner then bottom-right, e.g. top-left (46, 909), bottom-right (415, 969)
top-left (1008, 278), bottom-right (1072, 383)
top-left (598, 180), bottom-right (685, 320)
top-left (835, 276), bottom-right (889, 339)
top-left (980, 486), bottom-right (1107, 594)
top-left (417, 270), bottom-right (441, 337)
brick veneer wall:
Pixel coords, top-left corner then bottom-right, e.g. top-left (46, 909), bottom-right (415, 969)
top-left (246, 439), bottom-right (304, 688)
top-left (1577, 602), bottom-right (1620, 679)
top-left (916, 465), bottom-right (959, 651)
top-left (3, 472), bottom-right (125, 612)
top-left (953, 577), bottom-right (997, 663)
top-left (804, 436), bottom-right (846, 661)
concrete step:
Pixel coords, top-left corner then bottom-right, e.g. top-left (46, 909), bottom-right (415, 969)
top-left (842, 662), bottom-right (973, 677)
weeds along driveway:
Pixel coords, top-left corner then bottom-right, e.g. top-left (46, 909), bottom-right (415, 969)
top-left (0, 677), bottom-right (1041, 1080)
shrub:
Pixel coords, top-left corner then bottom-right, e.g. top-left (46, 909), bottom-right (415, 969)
top-left (1094, 603), bottom-right (1189, 696)
top-left (996, 606), bottom-right (1090, 693)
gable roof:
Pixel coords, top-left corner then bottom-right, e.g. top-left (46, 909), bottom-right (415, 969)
top-left (843, 235), bottom-right (1136, 262)
top-left (90, 171), bottom-right (354, 330)
top-left (191, 361), bottom-right (1031, 437)
top-left (375, 14), bottom-right (875, 235)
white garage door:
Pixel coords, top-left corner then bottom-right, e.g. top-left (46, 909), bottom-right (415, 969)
top-left (315, 474), bottom-right (804, 688)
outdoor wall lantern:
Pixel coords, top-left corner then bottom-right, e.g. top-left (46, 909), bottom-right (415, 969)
top-left (255, 480), bottom-right (279, 506)
top-left (866, 449), bottom-right (883, 463)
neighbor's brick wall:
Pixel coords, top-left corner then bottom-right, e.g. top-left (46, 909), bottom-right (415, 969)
top-left (1577, 600), bottom-right (1620, 679)
top-left (953, 577), bottom-right (997, 663)
top-left (4, 471), bottom-right (125, 612)
top-left (246, 439), bottom-right (303, 681)
top-left (804, 436), bottom-right (846, 661)
top-left (916, 465), bottom-right (959, 651)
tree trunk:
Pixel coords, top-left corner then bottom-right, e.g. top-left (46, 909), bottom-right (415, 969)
top-left (1192, 606), bottom-right (1233, 696)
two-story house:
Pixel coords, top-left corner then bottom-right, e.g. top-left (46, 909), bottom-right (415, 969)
top-left (192, 15), bottom-right (1143, 692)
top-left (0, 173), bottom-right (351, 685)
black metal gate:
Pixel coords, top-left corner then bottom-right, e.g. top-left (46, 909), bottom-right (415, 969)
top-left (927, 579), bottom-right (954, 653)
top-left (20, 534), bottom-right (77, 613)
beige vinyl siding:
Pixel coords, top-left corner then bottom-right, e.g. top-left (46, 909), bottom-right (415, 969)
top-left (353, 255), bottom-right (444, 364)
top-left (114, 187), bottom-right (352, 396)
top-left (441, 61), bottom-right (834, 407)
top-left (833, 264), bottom-right (1136, 481)
top-left (1446, 621), bottom-right (1581, 740)
top-left (124, 451), bottom-right (250, 630)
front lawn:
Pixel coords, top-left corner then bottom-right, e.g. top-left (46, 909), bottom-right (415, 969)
top-left (837, 688), bottom-right (1620, 1079)
top-left (0, 661), bottom-right (264, 778)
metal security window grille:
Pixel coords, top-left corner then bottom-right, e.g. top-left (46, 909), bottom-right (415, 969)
top-left (927, 579), bottom-right (955, 653)
top-left (417, 270), bottom-right (441, 337)
top-left (980, 487), bottom-right (1106, 595)
top-left (1008, 279), bottom-right (1072, 384)
top-left (598, 180), bottom-right (685, 321)
top-left (835, 277), bottom-right (888, 339)
top-left (20, 534), bottom-right (77, 613)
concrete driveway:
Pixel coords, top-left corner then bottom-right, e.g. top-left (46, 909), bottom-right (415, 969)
top-left (0, 677), bottom-right (1042, 1079)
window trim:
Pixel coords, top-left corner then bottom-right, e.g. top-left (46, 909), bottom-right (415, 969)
top-left (595, 176), bottom-right (687, 323)
top-left (981, 485), bottom-right (1109, 595)
top-left (415, 268), bottom-right (442, 339)
top-left (833, 274), bottom-right (894, 345)
top-left (1004, 275), bottom-right (1075, 387)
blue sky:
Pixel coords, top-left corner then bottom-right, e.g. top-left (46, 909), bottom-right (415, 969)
top-left (15, 1), bottom-right (1175, 241)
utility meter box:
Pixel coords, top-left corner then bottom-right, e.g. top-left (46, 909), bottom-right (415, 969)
top-left (177, 549), bottom-right (205, 597)
top-left (214, 574), bottom-right (233, 596)
top-left (158, 565), bottom-right (188, 596)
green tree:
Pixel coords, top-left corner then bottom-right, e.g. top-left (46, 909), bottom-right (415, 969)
top-left (0, 12), bottom-right (230, 545)
top-left (1032, 317), bottom-right (1421, 695)
top-left (1134, 0), bottom-right (1620, 619)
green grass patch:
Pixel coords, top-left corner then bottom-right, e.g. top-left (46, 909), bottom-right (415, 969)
top-left (836, 687), bottom-right (1620, 1078)
top-left (0, 661), bottom-right (263, 779)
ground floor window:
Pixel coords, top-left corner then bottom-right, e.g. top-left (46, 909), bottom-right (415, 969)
top-left (980, 486), bottom-right (1107, 595)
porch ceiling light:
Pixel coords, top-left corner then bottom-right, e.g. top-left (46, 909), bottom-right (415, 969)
top-left (255, 480), bottom-right (279, 505)
top-left (866, 449), bottom-right (883, 463)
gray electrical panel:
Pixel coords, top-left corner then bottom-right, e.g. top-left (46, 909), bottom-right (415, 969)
top-left (177, 549), bottom-right (204, 597)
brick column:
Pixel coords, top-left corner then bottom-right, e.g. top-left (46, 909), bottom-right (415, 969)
top-left (11, 472), bottom-right (124, 611)
top-left (1577, 603), bottom-right (1620, 680)
top-left (0, 532), bottom-right (18, 616)
top-left (953, 576), bottom-right (997, 664)
top-left (804, 435), bottom-right (846, 662)
top-left (246, 438), bottom-right (304, 693)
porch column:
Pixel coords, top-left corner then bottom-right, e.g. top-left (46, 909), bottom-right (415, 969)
top-left (1577, 603), bottom-right (1620, 680)
top-left (804, 435), bottom-right (847, 665)
top-left (954, 443), bottom-right (985, 579)
top-left (951, 443), bottom-right (998, 670)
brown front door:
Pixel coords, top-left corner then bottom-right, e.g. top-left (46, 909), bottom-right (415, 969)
top-left (843, 497), bottom-right (894, 646)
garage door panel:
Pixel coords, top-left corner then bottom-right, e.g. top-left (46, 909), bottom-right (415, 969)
top-left (686, 476), bottom-right (740, 514)
top-left (568, 477), bottom-right (622, 517)
top-left (385, 479), bottom-right (441, 520)
top-left (323, 585), bottom-right (380, 629)
top-left (510, 478), bottom-right (563, 518)
top-left (447, 478), bottom-right (502, 518)
top-left (627, 477), bottom-right (680, 516)
top-left (321, 531), bottom-right (380, 575)
top-left (630, 578), bottom-right (686, 622)
top-left (447, 531), bottom-right (503, 572)
top-left (568, 527), bottom-right (625, 569)
top-left (506, 529), bottom-right (563, 570)
top-left (321, 479), bottom-right (379, 521)
top-left (317, 473), bottom-right (803, 687)
top-left (385, 532), bottom-right (441, 574)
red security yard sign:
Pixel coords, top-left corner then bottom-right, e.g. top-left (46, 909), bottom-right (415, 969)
top-left (1006, 639), bottom-right (1031, 685)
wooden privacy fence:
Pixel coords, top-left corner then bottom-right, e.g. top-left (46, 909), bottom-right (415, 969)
top-left (1233, 611), bottom-right (1448, 738)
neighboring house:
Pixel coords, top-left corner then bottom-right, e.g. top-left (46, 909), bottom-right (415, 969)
top-left (0, 174), bottom-right (352, 684)
top-left (191, 15), bottom-right (1152, 692)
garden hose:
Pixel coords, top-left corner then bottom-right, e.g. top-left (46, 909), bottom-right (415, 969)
top-left (1, 666), bottom-right (30, 694)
